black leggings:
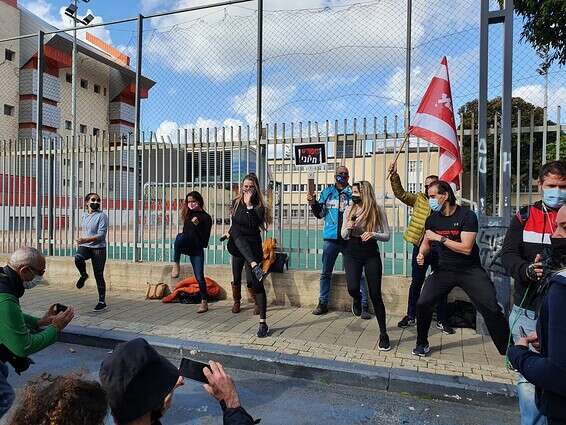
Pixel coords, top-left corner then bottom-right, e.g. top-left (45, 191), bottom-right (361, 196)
top-left (231, 237), bottom-right (267, 320)
top-left (344, 254), bottom-right (387, 334)
top-left (416, 267), bottom-right (510, 354)
top-left (75, 246), bottom-right (107, 302)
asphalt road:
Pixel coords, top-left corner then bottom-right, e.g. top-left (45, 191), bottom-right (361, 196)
top-left (2, 343), bottom-right (519, 425)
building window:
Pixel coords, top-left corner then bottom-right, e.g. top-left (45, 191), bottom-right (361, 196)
top-left (300, 184), bottom-right (306, 192)
top-left (407, 182), bottom-right (420, 193)
top-left (103, 87), bottom-right (107, 96)
top-left (65, 120), bottom-right (72, 130)
top-left (291, 209), bottom-right (298, 218)
top-left (292, 184), bottom-right (299, 192)
top-left (408, 160), bottom-right (423, 173)
top-left (5, 49), bottom-right (15, 61)
top-left (80, 79), bottom-right (88, 89)
top-left (78, 161), bottom-right (83, 169)
top-left (3, 104), bottom-right (14, 116)
top-left (80, 124), bottom-right (86, 134)
top-left (65, 73), bottom-right (72, 83)
top-left (283, 184), bottom-right (289, 192)
top-left (93, 128), bottom-right (100, 136)
top-left (94, 84), bottom-right (100, 94)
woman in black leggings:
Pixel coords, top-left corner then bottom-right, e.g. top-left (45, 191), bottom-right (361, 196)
top-left (74, 192), bottom-right (109, 312)
top-left (227, 173), bottom-right (272, 337)
top-left (341, 181), bottom-right (391, 350)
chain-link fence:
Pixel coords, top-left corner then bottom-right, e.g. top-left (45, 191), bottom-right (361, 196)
top-left (0, 0), bottom-right (564, 275)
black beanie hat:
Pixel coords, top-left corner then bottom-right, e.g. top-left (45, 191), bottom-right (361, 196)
top-left (99, 338), bottom-right (179, 423)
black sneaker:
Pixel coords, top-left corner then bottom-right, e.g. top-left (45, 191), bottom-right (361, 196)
top-left (397, 315), bottom-right (416, 328)
top-left (76, 274), bottom-right (88, 289)
top-left (412, 344), bottom-right (431, 357)
top-left (352, 298), bottom-right (362, 317)
top-left (360, 304), bottom-right (371, 320)
top-left (257, 322), bottom-right (269, 338)
top-left (312, 302), bottom-right (328, 315)
top-left (93, 302), bottom-right (107, 312)
top-left (436, 322), bottom-right (456, 335)
top-left (378, 333), bottom-right (391, 351)
top-left (252, 265), bottom-right (267, 283)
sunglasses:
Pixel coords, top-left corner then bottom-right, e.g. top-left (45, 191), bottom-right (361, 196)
top-left (89, 198), bottom-right (101, 202)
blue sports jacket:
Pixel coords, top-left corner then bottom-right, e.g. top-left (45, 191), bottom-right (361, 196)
top-left (311, 185), bottom-right (352, 240)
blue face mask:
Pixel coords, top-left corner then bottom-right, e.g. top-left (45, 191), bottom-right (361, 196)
top-left (335, 174), bottom-right (347, 185)
top-left (543, 187), bottom-right (566, 209)
top-left (428, 198), bottom-right (443, 212)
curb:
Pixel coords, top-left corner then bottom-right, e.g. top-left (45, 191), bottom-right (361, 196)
top-left (60, 325), bottom-right (517, 410)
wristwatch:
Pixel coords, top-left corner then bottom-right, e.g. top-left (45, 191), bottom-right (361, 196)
top-left (440, 236), bottom-right (448, 244)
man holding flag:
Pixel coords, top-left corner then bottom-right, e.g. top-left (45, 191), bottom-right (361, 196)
top-left (403, 57), bottom-right (509, 357)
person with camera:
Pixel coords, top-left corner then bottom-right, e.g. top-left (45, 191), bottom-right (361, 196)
top-left (501, 160), bottom-right (566, 425)
top-left (412, 181), bottom-right (509, 357)
top-left (227, 174), bottom-right (272, 338)
top-left (74, 192), bottom-right (109, 312)
top-left (307, 166), bottom-right (370, 318)
top-left (100, 338), bottom-right (257, 425)
top-left (170, 191), bottom-right (213, 313)
top-left (508, 204), bottom-right (566, 425)
top-left (0, 247), bottom-right (75, 419)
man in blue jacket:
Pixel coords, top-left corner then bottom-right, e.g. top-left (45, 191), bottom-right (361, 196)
top-left (508, 204), bottom-right (566, 425)
top-left (307, 166), bottom-right (368, 317)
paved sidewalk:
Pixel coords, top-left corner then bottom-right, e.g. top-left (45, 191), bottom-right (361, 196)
top-left (22, 286), bottom-right (515, 386)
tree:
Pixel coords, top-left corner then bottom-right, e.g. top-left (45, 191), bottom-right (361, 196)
top-left (457, 96), bottom-right (559, 213)
top-left (509, 0), bottom-right (566, 72)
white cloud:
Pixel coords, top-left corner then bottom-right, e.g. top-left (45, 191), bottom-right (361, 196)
top-left (153, 117), bottom-right (245, 141)
top-left (21, 0), bottom-right (113, 44)
top-left (232, 83), bottom-right (299, 126)
top-left (513, 84), bottom-right (566, 112)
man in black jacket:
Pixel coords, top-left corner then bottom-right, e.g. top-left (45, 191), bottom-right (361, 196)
top-left (508, 204), bottom-right (566, 425)
top-left (100, 338), bottom-right (257, 425)
top-left (501, 160), bottom-right (566, 425)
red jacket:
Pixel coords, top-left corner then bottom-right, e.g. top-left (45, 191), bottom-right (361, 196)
top-left (501, 201), bottom-right (559, 310)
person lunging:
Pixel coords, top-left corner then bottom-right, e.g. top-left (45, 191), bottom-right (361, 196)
top-left (171, 191), bottom-right (213, 313)
top-left (342, 181), bottom-right (391, 351)
top-left (413, 181), bottom-right (509, 357)
top-left (74, 193), bottom-right (109, 312)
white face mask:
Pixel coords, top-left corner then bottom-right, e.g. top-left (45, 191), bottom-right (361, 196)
top-left (23, 274), bottom-right (44, 290)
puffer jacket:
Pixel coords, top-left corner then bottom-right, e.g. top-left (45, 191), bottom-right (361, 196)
top-left (390, 172), bottom-right (430, 246)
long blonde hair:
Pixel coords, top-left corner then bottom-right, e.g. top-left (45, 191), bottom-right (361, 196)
top-left (350, 181), bottom-right (382, 232)
top-left (231, 173), bottom-right (273, 229)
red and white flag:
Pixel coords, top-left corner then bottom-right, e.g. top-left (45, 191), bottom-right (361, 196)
top-left (408, 57), bottom-right (462, 190)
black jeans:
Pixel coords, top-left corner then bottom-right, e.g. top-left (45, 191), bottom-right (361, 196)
top-left (407, 245), bottom-right (448, 322)
top-left (75, 246), bottom-right (107, 303)
top-left (416, 266), bottom-right (509, 354)
top-left (344, 254), bottom-right (387, 334)
top-left (231, 237), bottom-right (267, 320)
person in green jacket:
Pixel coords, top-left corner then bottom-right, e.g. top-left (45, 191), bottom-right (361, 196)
top-left (388, 162), bottom-right (454, 334)
top-left (0, 246), bottom-right (75, 419)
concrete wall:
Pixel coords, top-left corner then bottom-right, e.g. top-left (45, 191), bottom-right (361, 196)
top-left (0, 1), bottom-right (20, 141)
top-left (0, 255), bottom-right (469, 315)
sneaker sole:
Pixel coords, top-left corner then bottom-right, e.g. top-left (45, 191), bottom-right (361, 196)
top-left (378, 345), bottom-right (392, 352)
top-left (93, 306), bottom-right (107, 312)
top-left (412, 349), bottom-right (430, 357)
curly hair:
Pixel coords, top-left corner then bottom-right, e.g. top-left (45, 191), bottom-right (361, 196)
top-left (9, 374), bottom-right (108, 425)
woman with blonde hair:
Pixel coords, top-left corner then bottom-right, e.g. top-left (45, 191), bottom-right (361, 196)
top-left (341, 180), bottom-right (391, 351)
top-left (227, 173), bottom-right (272, 337)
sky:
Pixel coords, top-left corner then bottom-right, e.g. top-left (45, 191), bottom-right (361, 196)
top-left (18, 0), bottom-right (566, 140)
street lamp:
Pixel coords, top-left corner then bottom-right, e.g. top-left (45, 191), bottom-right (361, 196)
top-left (64, 0), bottom-right (93, 241)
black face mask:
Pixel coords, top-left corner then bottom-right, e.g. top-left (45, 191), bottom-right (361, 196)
top-left (550, 237), bottom-right (566, 266)
top-left (351, 195), bottom-right (362, 205)
top-left (90, 202), bottom-right (100, 211)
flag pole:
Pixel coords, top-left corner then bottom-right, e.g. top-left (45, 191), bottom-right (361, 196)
top-left (386, 133), bottom-right (410, 179)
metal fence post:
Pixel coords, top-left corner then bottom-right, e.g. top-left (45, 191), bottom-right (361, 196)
top-left (478, 0), bottom-right (488, 217)
top-left (256, 0), bottom-right (266, 189)
top-left (133, 14), bottom-right (144, 262)
top-left (35, 31), bottom-right (44, 249)
top-left (501, 0), bottom-right (513, 225)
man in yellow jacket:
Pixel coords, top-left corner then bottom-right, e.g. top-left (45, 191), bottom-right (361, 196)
top-left (389, 162), bottom-right (454, 334)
